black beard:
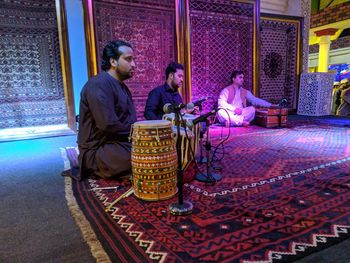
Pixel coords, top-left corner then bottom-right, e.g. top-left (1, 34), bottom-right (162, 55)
top-left (170, 83), bottom-right (179, 90)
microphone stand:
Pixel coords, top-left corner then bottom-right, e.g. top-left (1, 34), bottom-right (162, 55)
top-left (196, 103), bottom-right (207, 163)
top-left (169, 108), bottom-right (193, 215)
top-left (278, 104), bottom-right (282, 128)
top-left (195, 118), bottom-right (222, 183)
top-left (277, 99), bottom-right (287, 128)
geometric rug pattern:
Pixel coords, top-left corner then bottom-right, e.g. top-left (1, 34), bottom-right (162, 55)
top-left (64, 122), bottom-right (350, 262)
top-left (0, 0), bottom-right (67, 128)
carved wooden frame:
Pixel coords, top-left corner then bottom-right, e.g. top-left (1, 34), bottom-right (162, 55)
top-left (56, 0), bottom-right (76, 131)
top-left (259, 13), bottom-right (303, 111)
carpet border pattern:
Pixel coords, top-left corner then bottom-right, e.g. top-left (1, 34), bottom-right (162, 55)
top-left (61, 148), bottom-right (111, 263)
top-left (185, 157), bottom-right (350, 197)
top-left (60, 122), bottom-right (350, 262)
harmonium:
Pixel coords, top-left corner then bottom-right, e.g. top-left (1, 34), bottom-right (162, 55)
top-left (254, 108), bottom-right (288, 128)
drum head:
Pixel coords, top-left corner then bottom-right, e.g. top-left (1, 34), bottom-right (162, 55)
top-left (163, 113), bottom-right (198, 121)
top-left (133, 120), bottom-right (172, 129)
top-left (182, 114), bottom-right (198, 120)
top-left (163, 113), bottom-right (175, 120)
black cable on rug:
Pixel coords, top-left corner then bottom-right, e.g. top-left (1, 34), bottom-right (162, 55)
top-left (210, 108), bottom-right (231, 169)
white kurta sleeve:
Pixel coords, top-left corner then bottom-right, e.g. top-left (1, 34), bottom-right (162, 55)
top-left (246, 90), bottom-right (272, 107)
top-left (218, 88), bottom-right (236, 112)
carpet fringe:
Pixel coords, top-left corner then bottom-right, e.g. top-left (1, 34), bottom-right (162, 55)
top-left (64, 176), bottom-right (111, 263)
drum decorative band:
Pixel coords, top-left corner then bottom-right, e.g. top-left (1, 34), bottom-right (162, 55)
top-left (131, 120), bottom-right (178, 201)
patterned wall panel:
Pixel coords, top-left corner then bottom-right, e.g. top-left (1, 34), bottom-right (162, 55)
top-left (0, 0), bottom-right (67, 129)
top-left (189, 0), bottom-right (255, 112)
top-left (297, 73), bottom-right (334, 116)
top-left (301, 0), bottom-right (311, 73)
top-left (92, 0), bottom-right (176, 120)
top-left (260, 16), bottom-right (302, 110)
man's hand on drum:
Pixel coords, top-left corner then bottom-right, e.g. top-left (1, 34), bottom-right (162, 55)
top-left (183, 106), bottom-right (199, 115)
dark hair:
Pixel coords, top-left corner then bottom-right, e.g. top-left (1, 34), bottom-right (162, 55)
top-left (165, 62), bottom-right (184, 79)
top-left (230, 70), bottom-right (244, 82)
top-left (101, 40), bottom-right (133, 71)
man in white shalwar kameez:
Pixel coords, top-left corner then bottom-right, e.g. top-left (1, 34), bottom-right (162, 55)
top-left (217, 70), bottom-right (275, 127)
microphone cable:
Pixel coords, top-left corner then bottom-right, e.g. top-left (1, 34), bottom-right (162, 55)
top-left (177, 113), bottom-right (207, 179)
top-left (210, 108), bottom-right (232, 165)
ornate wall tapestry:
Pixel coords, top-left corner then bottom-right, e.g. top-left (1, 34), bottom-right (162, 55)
top-left (0, 0), bottom-right (68, 129)
top-left (259, 15), bottom-right (303, 110)
top-left (91, 0), bottom-right (176, 120)
top-left (189, 0), bottom-right (256, 112)
top-left (301, 0), bottom-right (311, 73)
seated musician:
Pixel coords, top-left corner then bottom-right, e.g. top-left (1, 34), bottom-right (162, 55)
top-left (144, 62), bottom-right (185, 120)
top-left (217, 70), bottom-right (277, 127)
top-left (75, 40), bottom-right (137, 180)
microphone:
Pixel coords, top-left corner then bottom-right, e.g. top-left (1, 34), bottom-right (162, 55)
top-left (191, 108), bottom-right (217, 126)
top-left (192, 96), bottom-right (211, 106)
top-left (163, 102), bottom-right (195, 114)
top-left (279, 98), bottom-right (288, 108)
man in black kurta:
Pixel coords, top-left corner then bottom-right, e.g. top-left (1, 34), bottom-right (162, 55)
top-left (77, 40), bottom-right (137, 180)
top-left (144, 62), bottom-right (184, 120)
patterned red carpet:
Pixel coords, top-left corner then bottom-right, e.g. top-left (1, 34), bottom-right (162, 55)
top-left (63, 121), bottom-right (350, 262)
